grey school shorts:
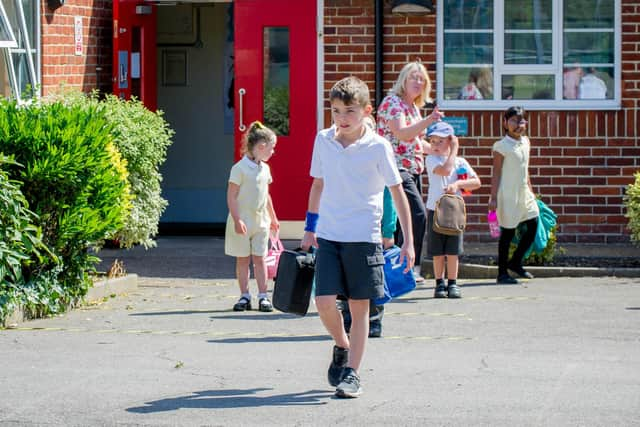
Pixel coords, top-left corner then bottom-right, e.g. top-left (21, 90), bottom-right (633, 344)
top-left (426, 210), bottom-right (464, 257)
top-left (314, 238), bottom-right (386, 300)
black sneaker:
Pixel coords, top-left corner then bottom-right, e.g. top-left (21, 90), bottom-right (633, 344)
top-left (508, 264), bottom-right (534, 279)
top-left (434, 283), bottom-right (447, 298)
top-left (335, 368), bottom-right (362, 398)
top-left (496, 274), bottom-right (519, 284)
top-left (233, 296), bottom-right (251, 311)
top-left (328, 345), bottom-right (349, 387)
top-left (447, 283), bottom-right (462, 298)
top-left (369, 320), bottom-right (382, 338)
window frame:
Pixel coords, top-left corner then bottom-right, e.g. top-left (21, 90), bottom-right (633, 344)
top-left (0, 1), bottom-right (17, 48)
top-left (0, 0), bottom-right (40, 102)
top-left (436, 0), bottom-right (621, 111)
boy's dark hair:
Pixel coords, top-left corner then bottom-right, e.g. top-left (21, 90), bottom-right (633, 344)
top-left (329, 76), bottom-right (370, 108)
top-left (504, 106), bottom-right (525, 121)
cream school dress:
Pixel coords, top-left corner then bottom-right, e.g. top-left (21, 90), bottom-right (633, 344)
top-left (224, 156), bottom-right (272, 257)
top-left (492, 135), bottom-right (539, 229)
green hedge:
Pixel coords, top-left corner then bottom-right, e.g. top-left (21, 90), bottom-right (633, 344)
top-left (98, 95), bottom-right (173, 248)
top-left (0, 99), bottom-right (131, 315)
top-left (54, 92), bottom-right (173, 248)
top-left (0, 156), bottom-right (48, 321)
top-left (624, 171), bottom-right (640, 245)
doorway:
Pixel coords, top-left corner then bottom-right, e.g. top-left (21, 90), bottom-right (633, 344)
top-left (113, 0), bottom-right (319, 235)
top-left (156, 3), bottom-right (234, 228)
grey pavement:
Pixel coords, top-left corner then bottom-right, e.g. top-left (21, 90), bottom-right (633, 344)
top-left (1, 237), bottom-right (639, 426)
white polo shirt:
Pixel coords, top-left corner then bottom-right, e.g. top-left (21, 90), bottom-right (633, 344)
top-left (310, 126), bottom-right (401, 243)
top-left (425, 155), bottom-right (477, 210)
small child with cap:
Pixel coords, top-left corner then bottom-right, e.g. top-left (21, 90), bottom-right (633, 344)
top-left (425, 121), bottom-right (481, 298)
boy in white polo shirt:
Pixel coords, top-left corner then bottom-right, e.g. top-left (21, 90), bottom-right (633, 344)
top-left (301, 76), bottom-right (414, 398)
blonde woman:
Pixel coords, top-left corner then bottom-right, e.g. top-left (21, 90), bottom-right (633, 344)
top-left (377, 61), bottom-right (443, 281)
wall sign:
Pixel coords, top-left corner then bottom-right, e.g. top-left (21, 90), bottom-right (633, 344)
top-left (74, 16), bottom-right (82, 56)
top-left (443, 116), bottom-right (468, 136)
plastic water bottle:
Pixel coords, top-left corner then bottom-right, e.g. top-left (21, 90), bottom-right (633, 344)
top-left (487, 210), bottom-right (500, 238)
top-left (456, 166), bottom-right (471, 196)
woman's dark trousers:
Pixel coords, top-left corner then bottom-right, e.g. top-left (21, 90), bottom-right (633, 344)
top-left (395, 171), bottom-right (427, 265)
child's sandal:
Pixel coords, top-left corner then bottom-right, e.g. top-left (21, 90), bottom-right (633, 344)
top-left (233, 296), bottom-right (252, 311)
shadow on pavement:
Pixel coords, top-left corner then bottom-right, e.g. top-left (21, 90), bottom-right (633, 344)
top-left (126, 388), bottom-right (332, 413)
top-left (208, 313), bottom-right (319, 321)
top-left (128, 311), bottom-right (319, 321)
top-left (129, 309), bottom-right (235, 316)
top-left (208, 335), bottom-right (331, 344)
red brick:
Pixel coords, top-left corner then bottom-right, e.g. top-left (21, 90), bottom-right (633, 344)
top-left (593, 187), bottom-right (623, 195)
top-left (594, 206), bottom-right (623, 215)
top-left (551, 196), bottom-right (578, 205)
top-left (608, 176), bottom-right (636, 185)
top-left (593, 167), bottom-right (624, 176)
top-left (592, 147), bottom-right (621, 156)
top-left (563, 148), bottom-right (591, 156)
top-left (552, 177), bottom-right (578, 185)
top-left (608, 157), bottom-right (637, 166)
top-left (562, 224), bottom-right (593, 233)
top-left (578, 157), bottom-right (607, 166)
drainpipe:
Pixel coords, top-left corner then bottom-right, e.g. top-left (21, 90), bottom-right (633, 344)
top-left (375, 0), bottom-right (383, 108)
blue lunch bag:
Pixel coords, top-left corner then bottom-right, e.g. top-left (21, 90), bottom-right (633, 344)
top-left (374, 246), bottom-right (416, 305)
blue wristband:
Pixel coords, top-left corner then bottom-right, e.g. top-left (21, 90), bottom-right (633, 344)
top-left (304, 212), bottom-right (319, 233)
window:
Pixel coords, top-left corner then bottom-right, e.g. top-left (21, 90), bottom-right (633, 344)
top-left (263, 27), bottom-right (290, 135)
top-left (0, 0), bottom-right (39, 101)
top-left (437, 0), bottom-right (620, 110)
top-left (0, 1), bottom-right (17, 47)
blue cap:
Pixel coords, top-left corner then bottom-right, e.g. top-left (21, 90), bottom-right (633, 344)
top-left (426, 121), bottom-right (455, 138)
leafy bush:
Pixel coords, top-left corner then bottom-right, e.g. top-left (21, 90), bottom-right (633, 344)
top-left (0, 155), bottom-right (63, 324)
top-left (0, 156), bottom-right (40, 321)
top-left (51, 92), bottom-right (173, 248)
top-left (624, 171), bottom-right (640, 245)
top-left (98, 95), bottom-right (173, 248)
top-left (0, 99), bottom-right (131, 301)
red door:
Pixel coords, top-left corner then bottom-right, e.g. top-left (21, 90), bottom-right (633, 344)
top-left (234, 0), bottom-right (317, 221)
top-left (113, 1), bottom-right (157, 111)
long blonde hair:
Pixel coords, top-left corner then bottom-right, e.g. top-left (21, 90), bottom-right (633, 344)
top-left (389, 61), bottom-right (432, 107)
top-left (241, 121), bottom-right (276, 156)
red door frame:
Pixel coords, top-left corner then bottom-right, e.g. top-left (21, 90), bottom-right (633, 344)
top-left (234, 0), bottom-right (317, 221)
top-left (113, 1), bottom-right (157, 111)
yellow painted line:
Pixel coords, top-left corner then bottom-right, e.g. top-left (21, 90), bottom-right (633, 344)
top-left (386, 311), bottom-right (468, 318)
top-left (7, 327), bottom-right (473, 341)
top-left (384, 335), bottom-right (472, 341)
top-left (465, 296), bottom-right (539, 301)
top-left (6, 327), bottom-right (472, 341)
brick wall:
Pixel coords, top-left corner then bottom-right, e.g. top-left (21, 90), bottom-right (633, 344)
top-left (41, 0), bottom-right (112, 96)
top-left (323, 0), bottom-right (640, 244)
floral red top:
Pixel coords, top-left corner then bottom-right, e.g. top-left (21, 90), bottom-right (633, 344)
top-left (376, 94), bottom-right (424, 174)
